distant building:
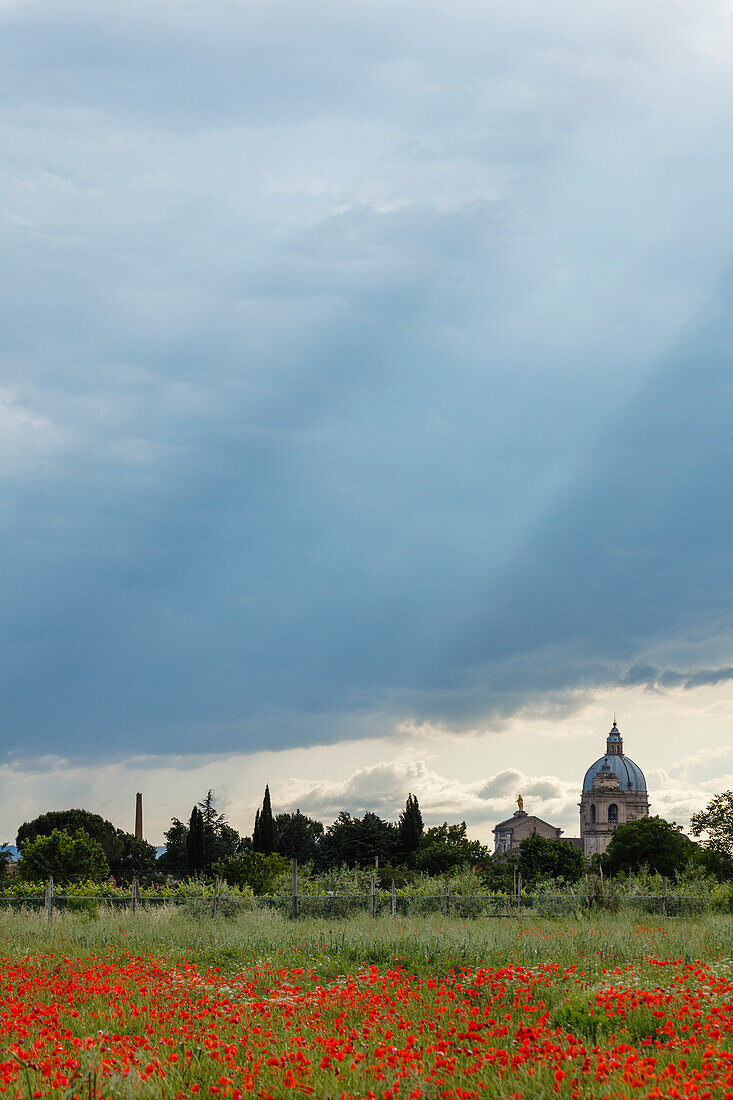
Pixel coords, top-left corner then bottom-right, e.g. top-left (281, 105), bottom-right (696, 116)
top-left (491, 718), bottom-right (649, 858)
top-left (579, 720), bottom-right (649, 857)
top-left (493, 800), bottom-right (563, 854)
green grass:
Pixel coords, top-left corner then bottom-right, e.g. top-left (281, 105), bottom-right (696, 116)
top-left (1, 907), bottom-right (731, 977)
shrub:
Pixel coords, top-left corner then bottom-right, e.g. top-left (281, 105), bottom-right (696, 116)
top-left (213, 853), bottom-right (288, 896)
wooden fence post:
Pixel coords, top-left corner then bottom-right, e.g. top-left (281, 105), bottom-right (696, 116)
top-left (391, 879), bottom-right (396, 918)
top-left (444, 875), bottom-right (450, 918)
top-left (131, 877), bottom-right (138, 915)
top-left (661, 876), bottom-right (667, 918)
top-left (291, 859), bottom-right (298, 921)
top-left (370, 873), bottom-right (376, 919)
top-left (45, 877), bottom-right (53, 922)
top-left (212, 875), bottom-right (220, 918)
top-left (517, 873), bottom-right (522, 915)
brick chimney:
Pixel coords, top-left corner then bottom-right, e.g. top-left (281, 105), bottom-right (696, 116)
top-left (135, 792), bottom-right (143, 841)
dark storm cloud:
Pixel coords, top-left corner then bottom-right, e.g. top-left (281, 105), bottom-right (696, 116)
top-left (3, 0), bottom-right (733, 760)
top-left (624, 664), bottom-right (733, 691)
top-left (416, 307), bottom-right (733, 722)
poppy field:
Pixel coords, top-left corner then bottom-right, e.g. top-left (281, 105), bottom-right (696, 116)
top-left (2, 911), bottom-right (733, 1099)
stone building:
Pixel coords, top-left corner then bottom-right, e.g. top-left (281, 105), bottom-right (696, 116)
top-left (493, 798), bottom-right (564, 854)
top-left (579, 720), bottom-right (649, 857)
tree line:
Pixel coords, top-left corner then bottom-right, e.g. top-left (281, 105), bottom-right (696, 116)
top-left (4, 787), bottom-right (733, 892)
top-left (158, 786), bottom-right (487, 878)
top-left (1, 786), bottom-right (486, 887)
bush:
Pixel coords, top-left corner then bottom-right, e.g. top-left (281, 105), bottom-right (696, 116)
top-left (213, 853), bottom-right (288, 896)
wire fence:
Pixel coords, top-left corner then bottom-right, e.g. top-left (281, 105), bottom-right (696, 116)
top-left (0, 888), bottom-right (728, 919)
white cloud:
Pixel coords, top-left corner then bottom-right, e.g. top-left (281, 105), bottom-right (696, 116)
top-left (278, 754), bottom-right (580, 834)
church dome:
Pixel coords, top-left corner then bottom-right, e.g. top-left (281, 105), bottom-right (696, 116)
top-left (582, 754), bottom-right (646, 792)
top-left (582, 721), bottom-right (647, 793)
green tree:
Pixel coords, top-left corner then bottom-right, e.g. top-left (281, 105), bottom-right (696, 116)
top-left (15, 808), bottom-right (156, 874)
top-left (253, 786), bottom-right (276, 855)
top-left (186, 807), bottom-right (205, 872)
top-left (517, 834), bottom-right (584, 887)
top-left (603, 816), bottom-right (695, 880)
top-left (690, 792), bottom-right (733, 879)
top-left (157, 818), bottom-right (188, 871)
top-left (114, 832), bottom-right (158, 872)
top-left (414, 822), bottom-right (489, 875)
top-left (693, 842), bottom-right (733, 882)
top-left (398, 794), bottom-right (424, 863)
top-left (214, 823), bottom-right (241, 862)
top-left (199, 789), bottom-right (224, 863)
top-left (17, 809), bottom-right (123, 865)
top-left (325, 811), bottom-right (398, 868)
top-left (261, 785), bottom-right (275, 854)
top-left (16, 829), bottom-right (109, 885)
top-left (214, 852), bottom-right (288, 895)
top-left (0, 844), bottom-right (12, 887)
top-left (198, 790), bottom-right (240, 868)
top-left (274, 810), bottom-right (324, 864)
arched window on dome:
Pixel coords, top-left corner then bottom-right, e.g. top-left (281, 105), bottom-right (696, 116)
top-left (590, 804), bottom-right (596, 824)
top-left (608, 803), bottom-right (618, 825)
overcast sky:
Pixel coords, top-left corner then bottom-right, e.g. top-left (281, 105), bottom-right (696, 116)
top-left (3, 0), bottom-right (733, 844)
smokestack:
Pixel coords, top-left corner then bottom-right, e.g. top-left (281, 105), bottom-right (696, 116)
top-left (135, 792), bottom-right (143, 840)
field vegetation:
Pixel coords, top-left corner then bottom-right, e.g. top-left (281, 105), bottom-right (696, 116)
top-left (4, 790), bottom-right (733, 1095)
top-left (6, 906), bottom-right (733, 975)
top-left (2, 908), bottom-right (733, 1097)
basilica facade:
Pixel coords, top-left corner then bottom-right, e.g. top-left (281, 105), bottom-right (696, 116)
top-left (492, 719), bottom-right (649, 857)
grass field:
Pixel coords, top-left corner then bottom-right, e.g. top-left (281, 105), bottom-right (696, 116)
top-left (2, 909), bottom-right (733, 1098)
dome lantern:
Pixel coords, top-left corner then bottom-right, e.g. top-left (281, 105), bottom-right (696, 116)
top-left (606, 718), bottom-right (623, 756)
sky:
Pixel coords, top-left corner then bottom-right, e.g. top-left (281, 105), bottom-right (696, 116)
top-left (3, 0), bottom-right (733, 845)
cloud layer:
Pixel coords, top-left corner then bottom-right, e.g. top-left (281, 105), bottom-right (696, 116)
top-left (2, 0), bottom-right (733, 764)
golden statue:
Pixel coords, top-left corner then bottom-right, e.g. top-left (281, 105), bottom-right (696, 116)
top-left (517, 794), bottom-right (524, 813)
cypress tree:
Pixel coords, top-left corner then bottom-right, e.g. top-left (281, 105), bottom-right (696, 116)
top-left (260, 785), bottom-right (275, 855)
top-left (399, 793), bottom-right (424, 859)
top-left (186, 806), bottom-right (204, 871)
top-left (252, 786), bottom-right (276, 854)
